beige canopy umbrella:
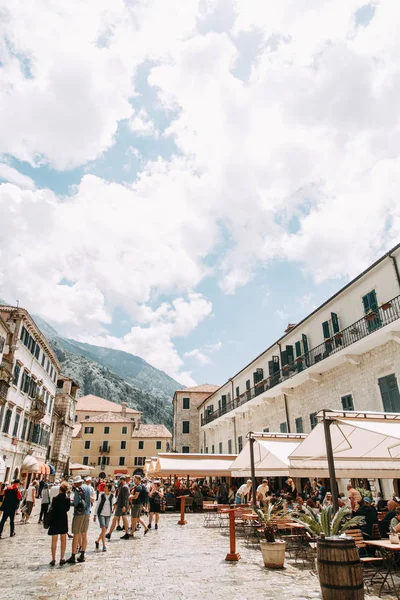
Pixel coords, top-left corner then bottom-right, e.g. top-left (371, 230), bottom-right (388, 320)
top-left (230, 433), bottom-right (306, 477)
top-left (289, 410), bottom-right (400, 478)
top-left (21, 455), bottom-right (39, 473)
top-left (151, 453), bottom-right (236, 477)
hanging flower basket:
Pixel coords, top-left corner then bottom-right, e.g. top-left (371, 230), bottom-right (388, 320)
top-left (296, 357), bottom-right (304, 363)
top-left (381, 302), bottom-right (392, 311)
top-left (364, 312), bottom-right (377, 322)
top-left (334, 332), bottom-right (343, 339)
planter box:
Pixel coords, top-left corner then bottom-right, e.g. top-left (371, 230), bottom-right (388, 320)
top-left (381, 302), bottom-right (392, 310)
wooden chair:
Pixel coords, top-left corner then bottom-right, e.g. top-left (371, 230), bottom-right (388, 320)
top-left (184, 497), bottom-right (193, 512)
top-left (165, 497), bottom-right (176, 511)
top-left (345, 528), bottom-right (385, 593)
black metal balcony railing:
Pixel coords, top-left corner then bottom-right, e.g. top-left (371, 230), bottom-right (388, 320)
top-left (99, 445), bottom-right (110, 454)
top-left (202, 294), bottom-right (400, 426)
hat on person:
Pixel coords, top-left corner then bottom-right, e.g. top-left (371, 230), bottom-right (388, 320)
top-left (72, 475), bottom-right (84, 484)
top-left (363, 497), bottom-right (372, 504)
top-left (54, 479), bottom-right (60, 484)
top-left (119, 475), bottom-right (126, 480)
top-left (247, 479), bottom-right (252, 484)
top-left (85, 476), bottom-right (92, 482)
top-left (13, 479), bottom-right (20, 484)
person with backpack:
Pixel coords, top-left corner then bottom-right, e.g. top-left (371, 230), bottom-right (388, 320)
top-left (93, 483), bottom-right (114, 552)
top-left (148, 481), bottom-right (163, 530)
top-left (0, 479), bottom-right (22, 538)
top-left (66, 475), bottom-right (91, 564)
top-left (129, 475), bottom-right (149, 537)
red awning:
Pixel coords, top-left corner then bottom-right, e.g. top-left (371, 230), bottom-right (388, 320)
top-left (114, 469), bottom-right (128, 474)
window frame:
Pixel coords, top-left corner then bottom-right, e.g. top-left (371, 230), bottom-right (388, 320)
top-left (182, 397), bottom-right (190, 409)
top-left (182, 421), bottom-right (190, 434)
top-left (138, 440), bottom-right (144, 450)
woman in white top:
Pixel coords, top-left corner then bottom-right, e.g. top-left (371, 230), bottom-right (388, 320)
top-left (93, 484), bottom-right (114, 552)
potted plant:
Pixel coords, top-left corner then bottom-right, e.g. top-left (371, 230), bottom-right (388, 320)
top-left (296, 356), bottom-right (304, 363)
top-left (254, 501), bottom-right (287, 568)
top-left (292, 505), bottom-right (364, 537)
top-left (364, 310), bottom-right (377, 322)
top-left (334, 332), bottom-right (343, 340)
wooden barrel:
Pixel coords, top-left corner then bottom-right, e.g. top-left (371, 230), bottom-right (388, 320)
top-left (317, 537), bottom-right (364, 600)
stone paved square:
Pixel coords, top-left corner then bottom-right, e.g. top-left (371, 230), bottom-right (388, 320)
top-left (0, 507), bottom-right (386, 600)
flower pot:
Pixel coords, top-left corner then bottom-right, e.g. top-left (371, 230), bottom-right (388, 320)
top-left (260, 539), bottom-right (286, 568)
top-left (381, 302), bottom-right (392, 310)
top-left (364, 312), bottom-right (376, 322)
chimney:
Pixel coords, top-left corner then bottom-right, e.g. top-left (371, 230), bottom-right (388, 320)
top-left (121, 402), bottom-right (127, 417)
top-left (136, 418), bottom-right (141, 430)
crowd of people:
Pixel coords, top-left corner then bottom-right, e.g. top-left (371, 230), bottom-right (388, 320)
top-left (0, 473), bottom-right (164, 566)
top-left (2, 473), bottom-right (400, 564)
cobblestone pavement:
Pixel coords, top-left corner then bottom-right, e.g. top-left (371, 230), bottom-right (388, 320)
top-left (0, 507), bottom-right (385, 600)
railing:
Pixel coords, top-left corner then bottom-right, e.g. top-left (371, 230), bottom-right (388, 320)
top-left (202, 294), bottom-right (400, 425)
top-left (99, 445), bottom-right (111, 453)
top-left (30, 397), bottom-right (47, 421)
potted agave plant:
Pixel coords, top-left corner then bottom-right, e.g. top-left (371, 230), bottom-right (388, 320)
top-left (254, 501), bottom-right (287, 569)
top-left (292, 505), bottom-right (365, 537)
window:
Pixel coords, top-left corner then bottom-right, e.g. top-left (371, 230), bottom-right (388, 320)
top-left (74, 415), bottom-right (78, 422)
top-left (182, 421), bottom-right (190, 434)
top-left (246, 380), bottom-right (251, 399)
top-left (34, 345), bottom-right (40, 360)
top-left (134, 457), bottom-right (146, 466)
top-left (97, 456), bottom-right (102, 465)
top-left (12, 413), bottom-right (20, 437)
top-left (211, 445), bottom-right (215, 454)
top-left (295, 417), bottom-right (304, 433)
top-left (205, 447), bottom-right (209, 454)
top-left (228, 439), bottom-right (232, 454)
top-left (21, 370), bottom-right (31, 394)
top-left (84, 440), bottom-right (91, 449)
top-left (182, 446), bottom-right (190, 453)
top-left (122, 426), bottom-right (127, 434)
top-left (235, 386), bottom-right (239, 398)
top-left (101, 441), bottom-right (108, 452)
top-left (238, 436), bottom-right (243, 453)
top-left (219, 442), bottom-right (222, 454)
top-left (2, 408), bottom-right (12, 434)
top-left (280, 422), bottom-right (288, 433)
top-left (310, 412), bottom-right (318, 430)
top-left (104, 426), bottom-right (110, 434)
top-left (119, 457), bottom-right (125, 466)
top-left (182, 397), bottom-right (190, 409)
top-left (156, 441), bottom-right (162, 450)
top-left (21, 418), bottom-right (28, 440)
top-left (138, 440), bottom-right (144, 450)
top-left (263, 427), bottom-right (269, 433)
top-left (378, 375), bottom-right (400, 412)
top-left (12, 363), bottom-right (21, 387)
top-left (121, 441), bottom-right (126, 450)
top-left (341, 395), bottom-right (354, 411)
top-left (27, 421), bottom-right (32, 442)
top-left (84, 426), bottom-right (94, 434)
top-left (362, 289), bottom-right (381, 331)
top-left (83, 457), bottom-right (89, 466)
top-left (41, 353), bottom-right (45, 367)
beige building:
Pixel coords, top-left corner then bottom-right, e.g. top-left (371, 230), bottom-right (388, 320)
top-left (71, 401), bottom-right (172, 477)
top-left (75, 394), bottom-right (141, 423)
top-left (172, 384), bottom-right (219, 453)
top-left (197, 243), bottom-right (400, 498)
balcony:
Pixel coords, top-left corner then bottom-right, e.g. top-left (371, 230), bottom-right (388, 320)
top-left (30, 397), bottom-right (47, 422)
top-left (99, 445), bottom-right (111, 454)
top-left (0, 363), bottom-right (12, 405)
top-left (202, 294), bottom-right (400, 426)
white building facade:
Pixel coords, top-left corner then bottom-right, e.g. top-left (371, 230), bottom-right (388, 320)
top-left (199, 244), bottom-right (400, 497)
top-left (0, 307), bottom-right (60, 484)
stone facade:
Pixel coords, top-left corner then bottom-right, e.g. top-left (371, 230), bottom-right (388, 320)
top-left (173, 385), bottom-right (219, 453)
top-left (50, 375), bottom-right (80, 478)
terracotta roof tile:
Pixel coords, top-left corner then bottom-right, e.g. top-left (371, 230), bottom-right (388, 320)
top-left (174, 384), bottom-right (219, 394)
top-left (131, 424), bottom-right (172, 438)
top-left (76, 394), bottom-right (140, 415)
top-left (84, 412), bottom-right (137, 424)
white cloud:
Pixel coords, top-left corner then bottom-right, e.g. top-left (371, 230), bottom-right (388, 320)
top-left (129, 108), bottom-right (159, 138)
top-left (2, 0), bottom-right (400, 382)
top-left (184, 349), bottom-right (211, 365)
top-left (0, 163), bottom-right (36, 190)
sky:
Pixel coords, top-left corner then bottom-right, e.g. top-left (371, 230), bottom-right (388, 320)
top-left (1, 0), bottom-right (400, 387)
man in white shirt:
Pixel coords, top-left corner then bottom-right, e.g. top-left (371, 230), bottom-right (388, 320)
top-left (22, 481), bottom-right (38, 523)
top-left (235, 480), bottom-right (252, 505)
top-left (256, 479), bottom-right (269, 507)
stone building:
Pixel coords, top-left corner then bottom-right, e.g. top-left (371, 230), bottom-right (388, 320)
top-left (0, 306), bottom-right (60, 484)
top-left (172, 384), bottom-right (219, 453)
top-left (195, 243), bottom-right (400, 497)
top-left (49, 375), bottom-right (80, 478)
top-left (71, 399), bottom-right (172, 478)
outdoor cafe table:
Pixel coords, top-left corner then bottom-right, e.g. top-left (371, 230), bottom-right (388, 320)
top-left (365, 540), bottom-right (400, 599)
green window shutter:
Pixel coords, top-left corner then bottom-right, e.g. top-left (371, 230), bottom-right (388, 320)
top-left (331, 312), bottom-right (340, 334)
top-left (286, 345), bottom-right (294, 363)
top-left (302, 334), bottom-right (309, 353)
top-left (362, 294), bottom-right (370, 313)
top-left (322, 321), bottom-right (330, 338)
top-left (369, 290), bottom-right (378, 311)
top-left (378, 375), bottom-right (400, 412)
top-left (281, 350), bottom-right (288, 366)
top-left (295, 341), bottom-right (301, 357)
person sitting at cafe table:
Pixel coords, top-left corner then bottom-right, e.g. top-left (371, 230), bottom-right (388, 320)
top-left (390, 507), bottom-right (400, 534)
top-left (383, 500), bottom-right (399, 522)
top-left (354, 497), bottom-right (378, 539)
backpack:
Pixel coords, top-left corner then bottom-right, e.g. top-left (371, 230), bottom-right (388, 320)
top-left (75, 486), bottom-right (87, 515)
top-left (139, 485), bottom-right (148, 505)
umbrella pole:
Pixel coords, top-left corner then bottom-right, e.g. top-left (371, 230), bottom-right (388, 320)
top-left (249, 434), bottom-right (257, 509)
top-left (323, 411), bottom-right (339, 512)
